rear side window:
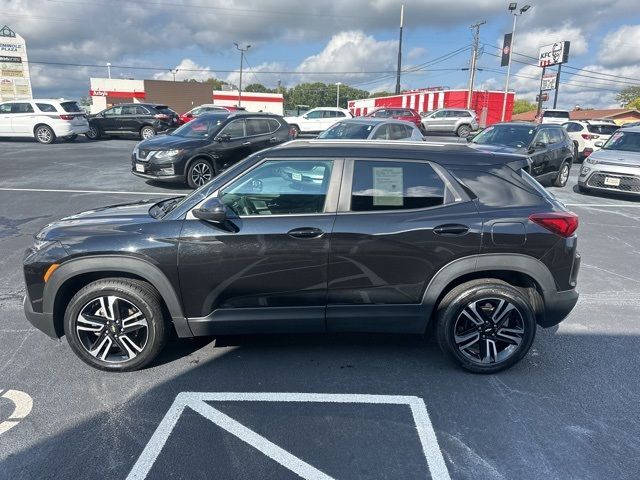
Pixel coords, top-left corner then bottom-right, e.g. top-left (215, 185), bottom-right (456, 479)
top-left (12, 103), bottom-right (34, 113)
top-left (351, 160), bottom-right (445, 211)
top-left (587, 124), bottom-right (619, 135)
top-left (246, 118), bottom-right (271, 136)
top-left (36, 103), bottom-right (57, 112)
top-left (60, 101), bottom-right (82, 113)
top-left (459, 111), bottom-right (472, 117)
top-left (267, 119), bottom-right (281, 132)
top-left (548, 128), bottom-right (563, 144)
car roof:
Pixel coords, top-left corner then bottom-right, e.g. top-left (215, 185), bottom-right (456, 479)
top-left (620, 125), bottom-right (640, 132)
top-left (1, 98), bottom-right (74, 103)
top-left (196, 111), bottom-right (281, 119)
top-left (333, 118), bottom-right (416, 126)
top-left (266, 139), bottom-right (527, 167)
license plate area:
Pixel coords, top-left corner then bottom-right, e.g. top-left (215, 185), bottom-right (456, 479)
top-left (604, 176), bottom-right (620, 186)
top-left (135, 163), bottom-right (145, 173)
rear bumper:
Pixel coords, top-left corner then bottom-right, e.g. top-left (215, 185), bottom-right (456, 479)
top-left (52, 123), bottom-right (90, 136)
top-left (23, 294), bottom-right (58, 339)
top-left (540, 288), bottom-right (579, 328)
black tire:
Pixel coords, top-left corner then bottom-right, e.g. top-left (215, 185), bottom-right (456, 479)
top-left (63, 278), bottom-right (169, 372)
top-left (436, 279), bottom-right (537, 373)
top-left (290, 125), bottom-right (300, 138)
top-left (456, 124), bottom-right (472, 138)
top-left (553, 161), bottom-right (571, 187)
top-left (34, 125), bottom-right (56, 144)
top-left (63, 134), bottom-right (78, 142)
top-left (85, 125), bottom-right (101, 140)
top-left (140, 125), bottom-right (156, 140)
top-left (186, 158), bottom-right (214, 188)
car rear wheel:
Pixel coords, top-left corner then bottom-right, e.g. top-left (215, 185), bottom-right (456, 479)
top-left (456, 124), bottom-right (472, 138)
top-left (187, 158), bottom-right (214, 188)
top-left (436, 279), bottom-right (536, 373)
top-left (34, 125), bottom-right (56, 144)
top-left (63, 134), bottom-right (78, 142)
top-left (290, 125), bottom-right (300, 138)
top-left (63, 278), bottom-right (169, 372)
top-left (140, 126), bottom-right (156, 140)
top-left (85, 125), bottom-right (101, 140)
top-left (554, 161), bottom-right (571, 187)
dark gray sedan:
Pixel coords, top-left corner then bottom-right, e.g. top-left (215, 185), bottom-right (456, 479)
top-left (317, 118), bottom-right (425, 141)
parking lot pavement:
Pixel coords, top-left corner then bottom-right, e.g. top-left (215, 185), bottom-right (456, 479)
top-left (1, 139), bottom-right (640, 479)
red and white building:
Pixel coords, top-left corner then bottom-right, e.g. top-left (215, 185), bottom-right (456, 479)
top-left (348, 88), bottom-right (515, 127)
top-left (89, 78), bottom-right (284, 115)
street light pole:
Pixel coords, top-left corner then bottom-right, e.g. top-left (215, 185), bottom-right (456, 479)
top-left (234, 42), bottom-right (251, 107)
top-left (106, 62), bottom-right (111, 79)
top-left (501, 3), bottom-right (531, 121)
top-left (394, 4), bottom-right (404, 95)
top-left (336, 82), bottom-right (342, 108)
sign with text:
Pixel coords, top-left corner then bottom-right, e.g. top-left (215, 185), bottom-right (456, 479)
top-left (541, 73), bottom-right (558, 91)
top-left (538, 41), bottom-right (570, 67)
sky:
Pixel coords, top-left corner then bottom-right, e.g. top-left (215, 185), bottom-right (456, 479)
top-left (4, 0), bottom-right (640, 110)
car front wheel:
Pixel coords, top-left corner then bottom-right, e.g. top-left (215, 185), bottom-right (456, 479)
top-left (187, 158), bottom-right (214, 188)
top-left (63, 278), bottom-right (169, 371)
top-left (85, 125), bottom-right (101, 140)
top-left (436, 279), bottom-right (537, 373)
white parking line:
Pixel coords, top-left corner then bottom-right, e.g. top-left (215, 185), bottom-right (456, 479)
top-left (565, 203), bottom-right (640, 207)
top-left (127, 392), bottom-right (451, 480)
top-left (0, 187), bottom-right (186, 196)
top-left (0, 389), bottom-right (33, 435)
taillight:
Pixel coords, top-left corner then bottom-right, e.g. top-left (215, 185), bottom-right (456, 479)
top-left (581, 134), bottom-right (599, 140)
top-left (59, 114), bottom-right (74, 120)
top-left (529, 212), bottom-right (579, 237)
top-left (154, 114), bottom-right (169, 120)
top-left (289, 126), bottom-right (297, 138)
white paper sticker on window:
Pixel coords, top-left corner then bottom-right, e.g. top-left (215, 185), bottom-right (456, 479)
top-left (373, 167), bottom-right (403, 206)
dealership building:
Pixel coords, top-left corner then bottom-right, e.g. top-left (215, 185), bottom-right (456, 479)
top-left (349, 88), bottom-right (515, 126)
top-left (0, 25), bottom-right (33, 102)
top-left (89, 78), bottom-right (284, 115)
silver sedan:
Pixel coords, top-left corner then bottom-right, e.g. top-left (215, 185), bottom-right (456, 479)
top-left (316, 118), bottom-right (425, 141)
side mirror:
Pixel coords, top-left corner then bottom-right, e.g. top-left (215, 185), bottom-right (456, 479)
top-left (216, 133), bottom-right (231, 143)
top-left (192, 197), bottom-right (229, 224)
top-left (594, 141), bottom-right (604, 147)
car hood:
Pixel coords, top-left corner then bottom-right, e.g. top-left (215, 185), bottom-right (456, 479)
top-left (468, 143), bottom-right (528, 154)
top-left (36, 200), bottom-right (162, 242)
top-left (589, 148), bottom-right (640, 166)
top-left (137, 134), bottom-right (209, 150)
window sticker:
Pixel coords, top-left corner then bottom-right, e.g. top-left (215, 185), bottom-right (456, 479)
top-left (372, 167), bottom-right (403, 206)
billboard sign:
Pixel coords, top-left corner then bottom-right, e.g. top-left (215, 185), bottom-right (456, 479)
top-left (541, 73), bottom-right (558, 91)
top-left (538, 41), bottom-right (570, 67)
top-left (501, 33), bottom-right (513, 67)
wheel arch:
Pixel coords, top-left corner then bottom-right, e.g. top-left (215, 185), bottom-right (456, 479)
top-left (186, 154), bottom-right (217, 176)
top-left (32, 123), bottom-right (53, 134)
top-left (422, 254), bottom-right (555, 330)
top-left (44, 255), bottom-right (191, 338)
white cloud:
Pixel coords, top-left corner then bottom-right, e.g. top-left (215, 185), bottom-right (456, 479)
top-left (598, 24), bottom-right (640, 67)
top-left (152, 59), bottom-right (213, 82)
top-left (224, 61), bottom-right (286, 89)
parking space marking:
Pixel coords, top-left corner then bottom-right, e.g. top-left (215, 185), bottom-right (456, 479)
top-left (0, 389), bottom-right (33, 435)
top-left (564, 204), bottom-right (640, 207)
top-left (127, 392), bottom-right (451, 480)
top-left (0, 187), bottom-right (186, 196)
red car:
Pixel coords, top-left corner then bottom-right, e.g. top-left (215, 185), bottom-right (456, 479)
top-left (366, 107), bottom-right (423, 130)
top-left (178, 104), bottom-right (242, 125)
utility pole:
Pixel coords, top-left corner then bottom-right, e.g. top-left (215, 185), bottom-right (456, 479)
top-left (501, 3), bottom-right (531, 121)
top-left (536, 66), bottom-right (546, 117)
top-left (106, 62), bottom-right (111, 79)
top-left (395, 4), bottom-right (404, 95)
top-left (335, 82), bottom-right (342, 108)
top-left (553, 64), bottom-right (562, 109)
top-left (467, 20), bottom-right (486, 109)
top-left (234, 43), bottom-right (251, 107)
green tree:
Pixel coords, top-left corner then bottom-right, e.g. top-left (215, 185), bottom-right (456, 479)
top-left (369, 91), bottom-right (394, 98)
top-left (627, 97), bottom-right (640, 110)
top-left (283, 82), bottom-right (369, 110)
top-left (616, 86), bottom-right (640, 107)
top-left (244, 83), bottom-right (276, 93)
top-left (513, 99), bottom-right (537, 115)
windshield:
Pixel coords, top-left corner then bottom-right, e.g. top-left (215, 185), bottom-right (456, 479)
top-left (471, 125), bottom-right (535, 148)
top-left (171, 115), bottom-right (227, 138)
top-left (318, 122), bottom-right (374, 139)
top-left (60, 101), bottom-right (83, 113)
top-left (602, 131), bottom-right (640, 153)
top-left (543, 111), bottom-right (569, 119)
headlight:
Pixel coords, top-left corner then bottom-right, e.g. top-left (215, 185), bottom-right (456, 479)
top-left (153, 149), bottom-right (182, 159)
top-left (585, 156), bottom-right (596, 164)
top-left (32, 238), bottom-right (55, 251)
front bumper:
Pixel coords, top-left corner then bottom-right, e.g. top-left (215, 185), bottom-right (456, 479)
top-left (23, 293), bottom-right (58, 339)
top-left (578, 162), bottom-right (640, 195)
top-left (132, 170), bottom-right (184, 182)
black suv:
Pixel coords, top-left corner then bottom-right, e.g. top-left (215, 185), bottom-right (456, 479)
top-left (469, 122), bottom-right (575, 187)
top-left (132, 112), bottom-right (293, 188)
top-left (24, 141), bottom-right (580, 373)
top-left (86, 103), bottom-right (179, 140)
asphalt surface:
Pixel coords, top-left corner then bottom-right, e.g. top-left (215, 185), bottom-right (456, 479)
top-left (1, 135), bottom-right (639, 480)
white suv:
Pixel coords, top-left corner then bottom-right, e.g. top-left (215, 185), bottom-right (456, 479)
top-left (562, 120), bottom-right (620, 160)
top-left (0, 99), bottom-right (89, 144)
top-left (284, 107), bottom-right (352, 136)
top-left (538, 109), bottom-right (570, 125)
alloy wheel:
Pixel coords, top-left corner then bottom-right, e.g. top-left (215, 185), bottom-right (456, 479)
top-left (453, 297), bottom-right (525, 365)
top-left (191, 162), bottom-right (212, 186)
top-left (75, 295), bottom-right (149, 363)
top-left (141, 127), bottom-right (155, 139)
top-left (36, 127), bottom-right (52, 143)
top-left (87, 126), bottom-right (99, 139)
top-left (560, 164), bottom-right (570, 185)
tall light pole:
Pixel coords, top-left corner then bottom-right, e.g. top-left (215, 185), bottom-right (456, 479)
top-left (394, 4), bottom-right (404, 95)
top-left (106, 62), bottom-right (111, 79)
top-left (335, 82), bottom-right (342, 108)
top-left (500, 3), bottom-right (531, 121)
top-left (234, 42), bottom-right (251, 107)
top-left (171, 69), bottom-right (179, 81)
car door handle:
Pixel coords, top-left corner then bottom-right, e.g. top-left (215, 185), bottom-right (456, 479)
top-left (287, 227), bottom-right (324, 239)
top-left (242, 141), bottom-right (251, 146)
top-left (269, 136), bottom-right (279, 143)
top-left (434, 224), bottom-right (469, 236)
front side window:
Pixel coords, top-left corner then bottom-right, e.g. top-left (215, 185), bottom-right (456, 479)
top-left (548, 128), bottom-right (563, 144)
top-left (351, 160), bottom-right (445, 211)
top-left (219, 160), bottom-right (333, 216)
top-left (0, 103), bottom-right (12, 113)
top-left (305, 110), bottom-right (323, 119)
top-left (534, 130), bottom-right (550, 145)
top-left (172, 115), bottom-right (225, 138)
top-left (104, 106), bottom-right (122, 116)
top-left (431, 110), bottom-right (446, 119)
top-left (219, 119), bottom-right (246, 138)
top-left (12, 103), bottom-right (34, 113)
